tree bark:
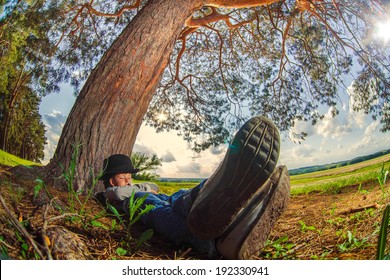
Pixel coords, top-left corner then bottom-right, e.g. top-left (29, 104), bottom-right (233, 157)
top-left (45, 0), bottom-right (203, 192)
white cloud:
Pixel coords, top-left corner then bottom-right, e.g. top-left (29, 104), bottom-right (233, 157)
top-left (177, 162), bottom-right (201, 174)
top-left (289, 99), bottom-right (377, 147)
top-left (161, 151), bottom-right (176, 162)
top-left (133, 143), bottom-right (157, 156)
top-left (42, 110), bottom-right (67, 163)
top-left (315, 107), bottom-right (352, 139)
top-left (347, 111), bottom-right (366, 130)
top-left (40, 108), bottom-right (389, 177)
top-left (365, 120), bottom-right (379, 136)
top-left (347, 125), bottom-right (388, 155)
top-left (292, 144), bottom-right (315, 158)
top-left (290, 107), bottom-right (353, 142)
top-left (288, 120), bottom-right (316, 142)
top-left (280, 94), bottom-right (390, 170)
top-left (44, 110), bottom-right (66, 135)
top-left (210, 145), bottom-right (225, 155)
top-left (38, 78), bottom-right (389, 178)
top-left (135, 124), bottom-right (224, 178)
top-left (348, 135), bottom-right (375, 153)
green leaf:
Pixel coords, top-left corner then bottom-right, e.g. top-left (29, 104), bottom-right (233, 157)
top-left (111, 219), bottom-right (117, 230)
top-left (377, 205), bottom-right (390, 260)
top-left (89, 220), bottom-right (108, 230)
top-left (347, 231), bottom-right (353, 243)
top-left (130, 204), bottom-right (154, 226)
top-left (21, 243), bottom-right (29, 252)
top-left (33, 179), bottom-right (44, 198)
top-left (128, 192), bottom-right (154, 226)
top-left (116, 247), bottom-right (127, 256)
top-left (135, 229), bottom-right (154, 250)
top-left (269, 236), bottom-right (288, 247)
top-left (107, 203), bottom-right (122, 218)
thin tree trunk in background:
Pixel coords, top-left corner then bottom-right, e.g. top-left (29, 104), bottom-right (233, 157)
top-left (1, 68), bottom-right (28, 152)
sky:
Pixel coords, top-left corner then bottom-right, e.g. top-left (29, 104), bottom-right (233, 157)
top-left (37, 18), bottom-right (390, 179)
top-left (39, 80), bottom-right (390, 179)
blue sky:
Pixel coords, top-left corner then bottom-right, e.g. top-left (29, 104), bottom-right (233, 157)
top-left (39, 80), bottom-right (390, 178)
top-left (37, 14), bottom-right (390, 179)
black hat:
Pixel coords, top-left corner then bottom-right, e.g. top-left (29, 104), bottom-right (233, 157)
top-left (100, 154), bottom-right (139, 180)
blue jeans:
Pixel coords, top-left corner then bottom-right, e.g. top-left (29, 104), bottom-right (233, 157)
top-left (132, 181), bottom-right (216, 256)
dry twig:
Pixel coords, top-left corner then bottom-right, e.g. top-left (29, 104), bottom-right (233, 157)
top-left (0, 192), bottom-right (45, 259)
top-left (41, 204), bottom-right (53, 260)
top-left (338, 203), bottom-right (380, 215)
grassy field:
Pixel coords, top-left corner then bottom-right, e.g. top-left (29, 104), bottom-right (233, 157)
top-left (151, 153), bottom-right (390, 195)
top-left (1, 148), bottom-right (388, 196)
top-left (0, 149), bottom-right (41, 167)
top-left (289, 153), bottom-right (390, 195)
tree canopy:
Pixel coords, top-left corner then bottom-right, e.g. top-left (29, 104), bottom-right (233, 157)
top-left (2, 0), bottom-right (389, 190)
top-left (4, 0), bottom-right (389, 150)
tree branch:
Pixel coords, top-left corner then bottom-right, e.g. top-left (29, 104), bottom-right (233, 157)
top-left (82, 0), bottom-right (142, 18)
top-left (185, 7), bottom-right (253, 29)
top-left (303, 1), bottom-right (384, 82)
top-left (205, 0), bottom-right (281, 8)
top-left (55, 1), bottom-right (142, 51)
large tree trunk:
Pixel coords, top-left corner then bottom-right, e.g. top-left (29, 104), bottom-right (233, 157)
top-left (45, 0), bottom-right (203, 192)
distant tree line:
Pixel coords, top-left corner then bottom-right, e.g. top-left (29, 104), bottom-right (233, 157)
top-left (0, 1), bottom-right (53, 162)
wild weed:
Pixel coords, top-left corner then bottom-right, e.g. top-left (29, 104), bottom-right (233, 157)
top-left (87, 209), bottom-right (110, 230)
top-left (14, 231), bottom-right (40, 259)
top-left (337, 230), bottom-right (370, 253)
top-left (298, 220), bottom-right (317, 232)
top-left (3, 180), bottom-right (25, 206)
top-left (311, 251), bottom-right (331, 260)
top-left (57, 144), bottom-right (84, 213)
top-left (326, 217), bottom-right (345, 226)
top-left (377, 205), bottom-right (390, 260)
top-left (106, 191), bottom-right (154, 255)
top-left (33, 179), bottom-right (47, 199)
top-left (0, 236), bottom-right (9, 257)
top-left (56, 144), bottom-right (102, 219)
top-left (261, 236), bottom-right (296, 259)
top-left (377, 162), bottom-right (389, 198)
top-left (49, 144), bottom-right (155, 254)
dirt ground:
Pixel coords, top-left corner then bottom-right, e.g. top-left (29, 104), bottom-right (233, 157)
top-left (0, 165), bottom-right (389, 260)
top-left (264, 182), bottom-right (390, 260)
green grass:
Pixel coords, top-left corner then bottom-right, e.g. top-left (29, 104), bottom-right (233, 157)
top-left (133, 180), bottom-right (198, 195)
top-left (146, 154), bottom-right (390, 196)
top-left (290, 171), bottom-right (380, 195)
top-left (0, 149), bottom-right (41, 167)
top-left (290, 161), bottom-right (389, 185)
top-left (1, 147), bottom-right (388, 197)
top-left (289, 155), bottom-right (390, 195)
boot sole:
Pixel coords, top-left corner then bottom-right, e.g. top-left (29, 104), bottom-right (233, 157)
top-left (187, 116), bottom-right (280, 239)
top-left (216, 165), bottom-right (291, 259)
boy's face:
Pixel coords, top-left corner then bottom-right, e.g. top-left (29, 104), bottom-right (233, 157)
top-left (109, 173), bottom-right (132, 187)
